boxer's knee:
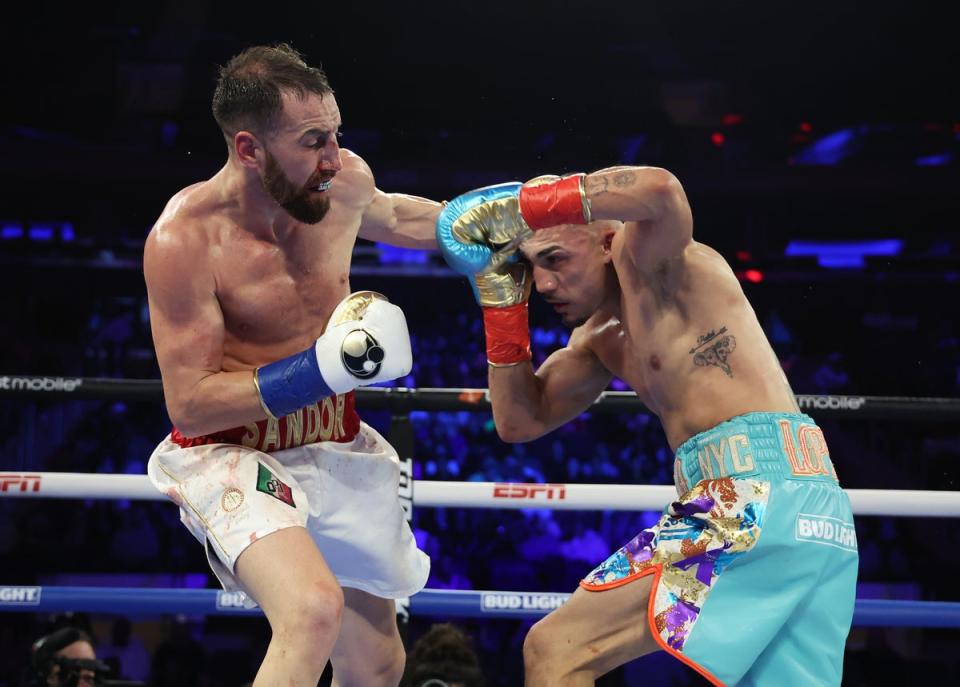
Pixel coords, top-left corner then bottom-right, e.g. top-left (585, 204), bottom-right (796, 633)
top-left (334, 636), bottom-right (405, 687)
top-left (524, 616), bottom-right (567, 673)
top-left (271, 580), bottom-right (344, 660)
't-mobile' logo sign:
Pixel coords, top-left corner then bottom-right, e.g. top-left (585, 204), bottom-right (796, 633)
top-left (0, 376), bottom-right (83, 392)
top-left (492, 483), bottom-right (567, 500)
top-left (0, 587), bottom-right (42, 605)
top-left (796, 395), bottom-right (866, 411)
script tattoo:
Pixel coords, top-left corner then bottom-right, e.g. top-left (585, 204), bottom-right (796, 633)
top-left (612, 171), bottom-right (636, 187)
top-left (586, 175), bottom-right (609, 195)
top-left (689, 326), bottom-right (737, 377)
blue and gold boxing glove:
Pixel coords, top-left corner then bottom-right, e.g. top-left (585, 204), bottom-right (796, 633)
top-left (436, 184), bottom-right (538, 365)
top-left (436, 175), bottom-right (593, 279)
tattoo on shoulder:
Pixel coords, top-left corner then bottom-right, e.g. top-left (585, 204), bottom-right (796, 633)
top-left (689, 326), bottom-right (737, 377)
top-left (612, 171), bottom-right (636, 187)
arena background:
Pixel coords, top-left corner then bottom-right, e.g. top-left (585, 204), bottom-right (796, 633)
top-left (1, 2), bottom-right (958, 685)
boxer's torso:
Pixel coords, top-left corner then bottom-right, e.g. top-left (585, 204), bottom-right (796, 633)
top-left (156, 149), bottom-right (374, 373)
top-left (586, 240), bottom-right (799, 450)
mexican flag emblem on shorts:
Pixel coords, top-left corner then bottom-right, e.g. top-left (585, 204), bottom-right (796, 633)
top-left (256, 463), bottom-right (296, 508)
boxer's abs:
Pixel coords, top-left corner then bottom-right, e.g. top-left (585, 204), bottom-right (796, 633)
top-left (596, 316), bottom-right (799, 452)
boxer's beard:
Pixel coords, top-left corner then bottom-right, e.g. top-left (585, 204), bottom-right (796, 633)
top-left (262, 150), bottom-right (330, 224)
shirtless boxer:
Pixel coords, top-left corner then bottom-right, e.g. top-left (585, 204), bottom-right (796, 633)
top-left (437, 170), bottom-right (858, 686)
top-left (144, 44), bottom-right (440, 687)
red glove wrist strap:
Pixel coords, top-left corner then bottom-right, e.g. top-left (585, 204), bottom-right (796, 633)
top-left (518, 174), bottom-right (590, 229)
top-left (483, 303), bottom-right (532, 365)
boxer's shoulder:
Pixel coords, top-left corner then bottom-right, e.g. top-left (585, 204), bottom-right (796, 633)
top-left (329, 149), bottom-right (376, 207)
top-left (572, 310), bottom-right (620, 349)
top-left (145, 183), bottom-right (227, 284)
top-left (148, 181), bottom-right (231, 251)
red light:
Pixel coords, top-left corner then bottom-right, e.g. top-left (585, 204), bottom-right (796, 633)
top-left (736, 250), bottom-right (752, 261)
top-left (953, 123), bottom-right (960, 134)
top-left (744, 269), bottom-right (764, 283)
top-left (721, 113), bottom-right (744, 126)
top-left (799, 122), bottom-right (812, 133)
top-left (711, 132), bottom-right (725, 146)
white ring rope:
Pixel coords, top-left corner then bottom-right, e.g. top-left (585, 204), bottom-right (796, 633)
top-left (3, 472), bottom-right (959, 518)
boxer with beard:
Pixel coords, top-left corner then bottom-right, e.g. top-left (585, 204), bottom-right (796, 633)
top-left (144, 44), bottom-right (439, 687)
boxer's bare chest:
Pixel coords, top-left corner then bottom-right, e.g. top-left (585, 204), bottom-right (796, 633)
top-left (589, 291), bottom-right (687, 411)
top-left (590, 245), bottom-right (791, 433)
top-left (212, 207), bottom-right (360, 351)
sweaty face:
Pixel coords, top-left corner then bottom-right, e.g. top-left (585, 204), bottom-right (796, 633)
top-left (522, 225), bottom-right (613, 329)
top-left (258, 91), bottom-right (342, 224)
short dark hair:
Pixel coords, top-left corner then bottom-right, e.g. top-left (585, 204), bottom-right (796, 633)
top-left (31, 627), bottom-right (94, 674)
top-left (402, 623), bottom-right (486, 687)
top-left (212, 43), bottom-right (333, 142)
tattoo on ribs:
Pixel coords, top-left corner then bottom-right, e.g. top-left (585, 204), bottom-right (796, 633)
top-left (612, 171), bottom-right (636, 187)
top-left (689, 326), bottom-right (737, 377)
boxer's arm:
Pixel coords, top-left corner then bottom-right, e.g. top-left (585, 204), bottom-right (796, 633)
top-left (489, 330), bottom-right (613, 443)
top-left (582, 166), bottom-right (693, 268)
top-left (359, 188), bottom-right (442, 249)
top-left (144, 228), bottom-right (266, 437)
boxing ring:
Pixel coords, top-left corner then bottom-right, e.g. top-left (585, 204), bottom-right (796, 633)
top-left (3, 376), bottom-right (960, 629)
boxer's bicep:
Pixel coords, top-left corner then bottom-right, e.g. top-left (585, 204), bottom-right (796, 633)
top-left (588, 167), bottom-right (693, 269)
top-left (621, 189), bottom-right (693, 270)
top-left (359, 189), bottom-right (441, 249)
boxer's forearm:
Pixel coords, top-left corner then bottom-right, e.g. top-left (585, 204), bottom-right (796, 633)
top-left (488, 363), bottom-right (552, 443)
top-left (488, 343), bottom-right (613, 443)
top-left (360, 191), bottom-right (442, 249)
top-left (163, 370), bottom-right (268, 438)
top-left (388, 193), bottom-right (443, 249)
top-left (584, 166), bottom-right (684, 224)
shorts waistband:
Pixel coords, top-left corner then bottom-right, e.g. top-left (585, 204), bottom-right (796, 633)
top-left (673, 412), bottom-right (840, 493)
top-left (171, 391), bottom-right (361, 453)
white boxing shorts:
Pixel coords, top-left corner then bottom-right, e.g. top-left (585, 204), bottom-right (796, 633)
top-left (147, 421), bottom-right (429, 606)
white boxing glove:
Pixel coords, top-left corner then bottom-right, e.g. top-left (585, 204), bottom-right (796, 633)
top-left (255, 291), bottom-right (412, 418)
top-left (314, 291), bottom-right (413, 393)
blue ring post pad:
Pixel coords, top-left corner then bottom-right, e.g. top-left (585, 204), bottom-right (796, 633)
top-left (256, 346), bottom-right (334, 418)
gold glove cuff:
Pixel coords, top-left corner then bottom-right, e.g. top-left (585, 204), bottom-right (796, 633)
top-left (577, 173), bottom-right (594, 224)
top-left (252, 368), bottom-right (280, 421)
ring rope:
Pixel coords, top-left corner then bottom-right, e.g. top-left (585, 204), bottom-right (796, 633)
top-left (1, 375), bottom-right (959, 420)
top-left (5, 379), bottom-right (959, 632)
top-left (3, 472), bottom-right (959, 518)
top-left (0, 586), bottom-right (957, 628)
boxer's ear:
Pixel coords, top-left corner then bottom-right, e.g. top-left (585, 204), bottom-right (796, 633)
top-left (601, 222), bottom-right (618, 255)
top-left (234, 130), bottom-right (262, 168)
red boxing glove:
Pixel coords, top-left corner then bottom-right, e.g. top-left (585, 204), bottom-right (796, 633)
top-left (483, 303), bottom-right (532, 366)
top-left (518, 174), bottom-right (593, 230)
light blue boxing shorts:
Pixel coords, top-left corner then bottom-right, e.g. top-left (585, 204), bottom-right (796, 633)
top-left (580, 412), bottom-right (858, 686)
